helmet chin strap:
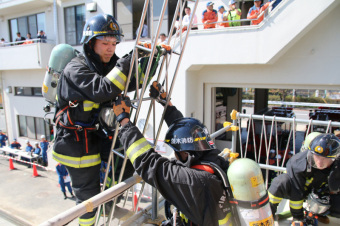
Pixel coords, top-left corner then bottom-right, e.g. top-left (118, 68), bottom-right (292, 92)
top-left (307, 151), bottom-right (313, 172)
top-left (175, 152), bottom-right (188, 162)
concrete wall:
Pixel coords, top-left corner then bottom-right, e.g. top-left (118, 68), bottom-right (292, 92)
top-left (2, 69), bottom-right (49, 143)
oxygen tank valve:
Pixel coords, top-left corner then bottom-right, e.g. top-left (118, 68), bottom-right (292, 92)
top-left (43, 104), bottom-right (51, 113)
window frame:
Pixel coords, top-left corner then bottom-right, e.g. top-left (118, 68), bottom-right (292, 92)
top-left (8, 13), bottom-right (45, 42)
top-left (64, 4), bottom-right (85, 46)
top-left (14, 87), bottom-right (43, 97)
top-left (17, 115), bottom-right (52, 141)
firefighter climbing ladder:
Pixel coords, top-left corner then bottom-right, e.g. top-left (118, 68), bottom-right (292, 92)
top-left (96, 0), bottom-right (200, 225)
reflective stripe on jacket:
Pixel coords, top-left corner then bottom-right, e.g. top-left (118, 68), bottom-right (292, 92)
top-left (118, 106), bottom-right (232, 225)
top-left (52, 150), bottom-right (101, 168)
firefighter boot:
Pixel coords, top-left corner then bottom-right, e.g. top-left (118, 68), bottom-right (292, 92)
top-left (317, 215), bottom-right (330, 224)
top-left (63, 192), bottom-right (67, 200)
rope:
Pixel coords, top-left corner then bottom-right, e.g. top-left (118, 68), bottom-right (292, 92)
top-left (0, 153), bottom-right (56, 172)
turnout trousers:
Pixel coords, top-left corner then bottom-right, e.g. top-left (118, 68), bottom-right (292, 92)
top-left (66, 164), bottom-right (101, 226)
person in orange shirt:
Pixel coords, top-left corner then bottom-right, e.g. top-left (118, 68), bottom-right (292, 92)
top-left (23, 33), bottom-right (34, 44)
top-left (247, 0), bottom-right (270, 25)
top-left (202, 2), bottom-right (218, 29)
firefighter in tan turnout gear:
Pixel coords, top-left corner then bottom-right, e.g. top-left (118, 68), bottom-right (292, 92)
top-left (112, 82), bottom-right (234, 226)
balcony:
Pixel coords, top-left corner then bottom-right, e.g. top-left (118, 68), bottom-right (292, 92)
top-left (0, 42), bottom-right (55, 70)
top-left (0, 0), bottom-right (53, 16)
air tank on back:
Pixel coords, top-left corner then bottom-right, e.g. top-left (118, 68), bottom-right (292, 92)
top-left (42, 44), bottom-right (78, 104)
top-left (227, 158), bottom-right (274, 226)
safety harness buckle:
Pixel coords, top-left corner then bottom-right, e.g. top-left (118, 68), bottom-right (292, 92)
top-left (75, 125), bottom-right (83, 131)
top-left (69, 101), bottom-right (79, 108)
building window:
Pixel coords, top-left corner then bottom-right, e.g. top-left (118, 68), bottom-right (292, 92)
top-left (17, 115), bottom-right (53, 141)
top-left (9, 13), bottom-right (45, 42)
top-left (64, 4), bottom-right (85, 45)
top-left (14, 87), bottom-right (43, 97)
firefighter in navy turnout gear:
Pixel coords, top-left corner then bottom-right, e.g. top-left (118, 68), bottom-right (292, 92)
top-left (268, 133), bottom-right (340, 225)
top-left (112, 82), bottom-right (233, 226)
top-left (52, 14), bottom-right (139, 225)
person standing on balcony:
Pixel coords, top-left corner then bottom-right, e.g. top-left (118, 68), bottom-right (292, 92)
top-left (183, 6), bottom-right (198, 31)
top-left (247, 0), bottom-right (270, 25)
top-left (0, 38), bottom-right (9, 47)
top-left (52, 14), bottom-right (139, 226)
top-left (227, 0), bottom-right (242, 27)
top-left (15, 32), bottom-right (26, 45)
top-left (112, 82), bottom-right (235, 226)
top-left (158, 33), bottom-right (168, 45)
top-left (37, 30), bottom-right (47, 43)
top-left (202, 2), bottom-right (218, 29)
top-left (218, 5), bottom-right (229, 27)
top-left (23, 33), bottom-right (34, 45)
top-left (268, 134), bottom-right (340, 225)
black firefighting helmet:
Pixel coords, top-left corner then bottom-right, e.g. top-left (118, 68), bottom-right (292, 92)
top-left (165, 118), bottom-right (216, 152)
top-left (80, 14), bottom-right (124, 44)
top-left (309, 133), bottom-right (340, 158)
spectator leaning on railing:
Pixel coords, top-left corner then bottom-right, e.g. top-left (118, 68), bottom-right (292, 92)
top-left (183, 6), bottom-right (198, 31)
top-left (0, 38), bottom-right (9, 47)
top-left (227, 0), bottom-right (242, 27)
top-left (23, 33), bottom-right (34, 45)
top-left (247, 0), bottom-right (270, 25)
top-left (15, 32), bottom-right (26, 45)
top-left (218, 5), bottom-right (229, 27)
top-left (202, 1), bottom-right (218, 29)
top-left (37, 30), bottom-right (47, 43)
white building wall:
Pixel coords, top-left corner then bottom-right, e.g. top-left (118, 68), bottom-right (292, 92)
top-left (2, 69), bottom-right (49, 143)
top-left (183, 2), bottom-right (340, 130)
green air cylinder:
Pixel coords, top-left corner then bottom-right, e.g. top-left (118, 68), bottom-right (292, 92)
top-left (42, 44), bottom-right (78, 104)
top-left (227, 158), bottom-right (274, 226)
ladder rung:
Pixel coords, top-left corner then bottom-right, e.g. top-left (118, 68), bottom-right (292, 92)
top-left (136, 45), bottom-right (152, 52)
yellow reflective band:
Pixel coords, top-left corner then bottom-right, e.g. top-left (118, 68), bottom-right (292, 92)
top-left (305, 177), bottom-right (313, 186)
top-left (106, 68), bottom-right (127, 91)
top-left (269, 192), bottom-right (283, 204)
top-left (219, 212), bottom-right (232, 226)
top-left (83, 100), bottom-right (100, 111)
top-left (180, 212), bottom-right (189, 223)
top-left (106, 177), bottom-right (112, 188)
top-left (289, 200), bottom-right (304, 209)
top-left (56, 94), bottom-right (58, 101)
top-left (126, 138), bottom-right (152, 164)
top-left (138, 66), bottom-right (145, 84)
top-left (52, 150), bottom-right (101, 168)
top-left (79, 215), bottom-right (96, 226)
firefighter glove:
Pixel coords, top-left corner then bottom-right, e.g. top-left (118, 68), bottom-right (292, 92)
top-left (137, 42), bottom-right (152, 58)
top-left (113, 95), bottom-right (131, 123)
top-left (149, 81), bottom-right (167, 106)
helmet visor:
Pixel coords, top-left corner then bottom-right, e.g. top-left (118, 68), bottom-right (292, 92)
top-left (311, 152), bottom-right (335, 169)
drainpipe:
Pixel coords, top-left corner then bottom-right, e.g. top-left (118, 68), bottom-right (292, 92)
top-left (1, 74), bottom-right (10, 142)
top-left (53, 0), bottom-right (59, 45)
